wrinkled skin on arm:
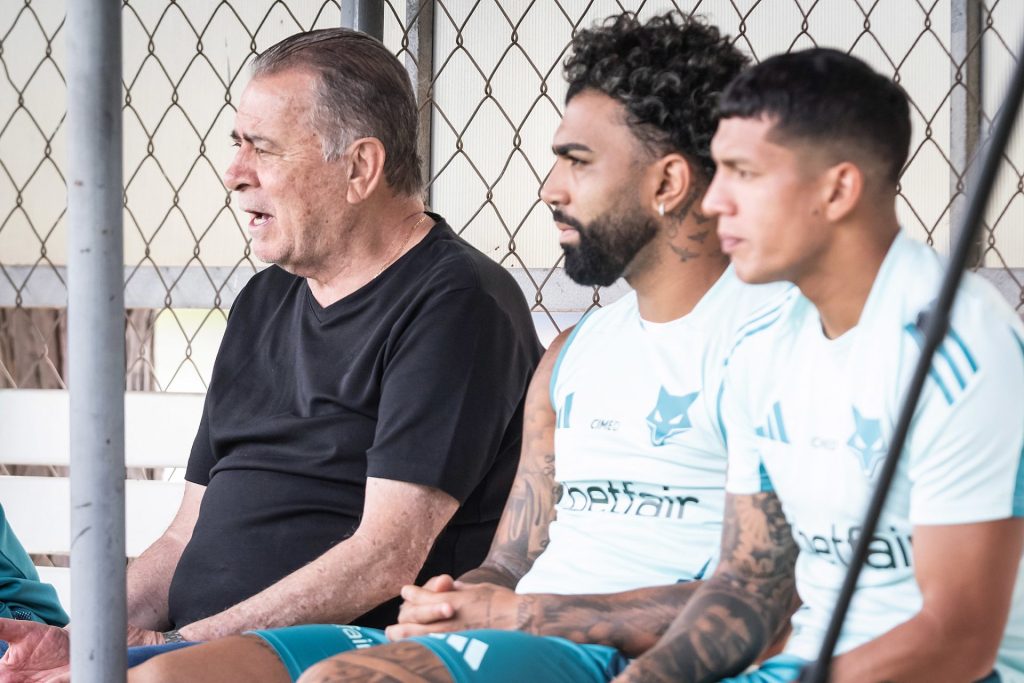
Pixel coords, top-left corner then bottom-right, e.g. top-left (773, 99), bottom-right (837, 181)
top-left (127, 482), bottom-right (206, 631)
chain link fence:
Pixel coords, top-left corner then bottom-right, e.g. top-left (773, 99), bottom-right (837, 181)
top-left (1, 0), bottom-right (1022, 398)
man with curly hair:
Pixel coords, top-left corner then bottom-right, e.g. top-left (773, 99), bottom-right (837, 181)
top-left (129, 12), bottom-right (789, 683)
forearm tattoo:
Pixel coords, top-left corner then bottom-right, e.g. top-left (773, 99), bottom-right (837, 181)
top-left (462, 379), bottom-right (559, 588)
top-left (620, 492), bottom-right (799, 683)
top-left (300, 641), bottom-right (452, 683)
top-left (527, 583), bottom-right (702, 656)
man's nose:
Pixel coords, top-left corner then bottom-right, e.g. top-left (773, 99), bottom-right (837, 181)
top-left (539, 162), bottom-right (568, 209)
top-left (701, 173), bottom-right (730, 217)
top-left (222, 148), bottom-right (255, 192)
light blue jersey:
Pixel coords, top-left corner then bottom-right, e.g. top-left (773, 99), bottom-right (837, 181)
top-left (238, 270), bottom-right (790, 683)
top-left (722, 232), bottom-right (1024, 679)
top-left (517, 268), bottom-right (788, 595)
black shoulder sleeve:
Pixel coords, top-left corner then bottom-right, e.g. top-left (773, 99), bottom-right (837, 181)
top-left (366, 286), bottom-right (537, 502)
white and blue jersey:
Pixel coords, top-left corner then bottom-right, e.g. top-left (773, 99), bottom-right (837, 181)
top-left (516, 268), bottom-right (788, 596)
top-left (722, 232), bottom-right (1024, 679)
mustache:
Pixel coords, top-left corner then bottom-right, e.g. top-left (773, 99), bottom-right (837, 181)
top-left (551, 209), bottom-right (585, 232)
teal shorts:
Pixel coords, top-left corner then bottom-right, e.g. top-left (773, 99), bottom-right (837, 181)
top-left (250, 624), bottom-right (629, 683)
top-left (718, 655), bottom-right (808, 682)
top-left (719, 655), bottom-right (1001, 683)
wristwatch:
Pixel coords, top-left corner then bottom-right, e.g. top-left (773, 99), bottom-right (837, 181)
top-left (162, 628), bottom-right (186, 643)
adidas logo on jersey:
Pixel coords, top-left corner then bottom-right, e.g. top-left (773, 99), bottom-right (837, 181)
top-left (903, 322), bottom-right (979, 405)
top-left (755, 401), bottom-right (790, 444)
top-left (556, 392), bottom-right (575, 429)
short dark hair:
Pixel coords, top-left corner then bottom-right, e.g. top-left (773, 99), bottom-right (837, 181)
top-left (719, 48), bottom-right (911, 184)
top-left (564, 12), bottom-right (748, 182)
top-left (253, 28), bottom-right (422, 196)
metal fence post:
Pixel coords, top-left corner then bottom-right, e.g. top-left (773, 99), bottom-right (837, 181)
top-left (66, 0), bottom-right (127, 680)
top-left (950, 0), bottom-right (983, 266)
top-left (407, 0), bottom-right (435, 206)
top-left (341, 0), bottom-right (385, 39)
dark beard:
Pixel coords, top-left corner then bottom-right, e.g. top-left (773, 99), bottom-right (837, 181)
top-left (557, 209), bottom-right (658, 286)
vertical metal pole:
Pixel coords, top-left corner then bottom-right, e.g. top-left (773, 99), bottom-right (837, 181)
top-left (950, 0), bottom-right (983, 266)
top-left (406, 0), bottom-right (435, 206)
top-left (67, 0), bottom-right (126, 680)
top-left (341, 0), bottom-right (385, 39)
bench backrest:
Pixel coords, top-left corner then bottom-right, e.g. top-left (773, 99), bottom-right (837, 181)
top-left (0, 389), bottom-right (204, 614)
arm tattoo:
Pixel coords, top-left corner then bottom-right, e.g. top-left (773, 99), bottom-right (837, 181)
top-left (620, 492), bottom-right (799, 683)
top-left (526, 582), bottom-right (703, 656)
top-left (300, 641), bottom-right (452, 683)
top-left (459, 362), bottom-right (559, 589)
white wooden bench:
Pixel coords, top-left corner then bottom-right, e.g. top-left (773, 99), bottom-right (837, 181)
top-left (0, 389), bottom-right (205, 614)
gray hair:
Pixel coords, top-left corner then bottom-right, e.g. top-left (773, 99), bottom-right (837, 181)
top-left (252, 28), bottom-right (422, 196)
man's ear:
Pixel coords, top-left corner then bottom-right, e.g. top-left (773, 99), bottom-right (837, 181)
top-left (652, 153), bottom-right (697, 217)
top-left (821, 161), bottom-right (863, 222)
top-left (344, 137), bottom-right (386, 205)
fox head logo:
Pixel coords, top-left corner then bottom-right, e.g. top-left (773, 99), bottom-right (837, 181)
top-left (847, 406), bottom-right (886, 477)
top-left (646, 387), bottom-right (699, 446)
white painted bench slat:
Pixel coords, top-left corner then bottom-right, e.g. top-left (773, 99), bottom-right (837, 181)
top-left (0, 476), bottom-right (186, 557)
top-left (0, 389), bottom-right (204, 615)
top-left (0, 389), bottom-right (204, 468)
top-left (35, 566), bottom-right (71, 617)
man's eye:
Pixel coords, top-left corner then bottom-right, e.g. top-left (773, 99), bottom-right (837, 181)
top-left (568, 156), bottom-right (585, 167)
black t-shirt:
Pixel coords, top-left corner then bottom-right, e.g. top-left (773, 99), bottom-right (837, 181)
top-left (167, 218), bottom-right (542, 629)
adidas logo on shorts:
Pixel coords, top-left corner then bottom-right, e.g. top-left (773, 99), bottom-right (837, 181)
top-left (428, 633), bottom-right (490, 671)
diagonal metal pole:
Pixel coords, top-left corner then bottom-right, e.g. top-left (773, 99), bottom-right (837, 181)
top-left (67, 0), bottom-right (127, 680)
top-left (800, 28), bottom-right (1024, 683)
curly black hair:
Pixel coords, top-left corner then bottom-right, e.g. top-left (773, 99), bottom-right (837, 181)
top-left (565, 12), bottom-right (747, 182)
top-left (719, 48), bottom-right (911, 184)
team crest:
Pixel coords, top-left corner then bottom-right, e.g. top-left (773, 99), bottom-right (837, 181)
top-left (646, 387), bottom-right (699, 446)
top-left (847, 406), bottom-right (886, 477)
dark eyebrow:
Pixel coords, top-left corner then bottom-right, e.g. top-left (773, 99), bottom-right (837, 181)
top-left (552, 143), bottom-right (592, 156)
top-left (714, 157), bottom-right (745, 169)
top-left (229, 131), bottom-right (276, 148)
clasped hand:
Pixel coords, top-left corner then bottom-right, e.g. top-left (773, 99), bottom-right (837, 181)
top-left (386, 575), bottom-right (527, 640)
top-left (0, 618), bottom-right (165, 682)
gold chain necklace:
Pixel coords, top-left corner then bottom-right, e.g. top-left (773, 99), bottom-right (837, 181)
top-left (374, 213), bottom-right (429, 280)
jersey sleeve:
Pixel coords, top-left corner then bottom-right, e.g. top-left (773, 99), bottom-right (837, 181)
top-left (366, 286), bottom-right (539, 503)
top-left (721, 359), bottom-right (774, 495)
top-left (906, 321), bottom-right (1024, 526)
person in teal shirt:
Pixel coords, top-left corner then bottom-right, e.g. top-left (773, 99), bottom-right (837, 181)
top-left (0, 503), bottom-right (68, 656)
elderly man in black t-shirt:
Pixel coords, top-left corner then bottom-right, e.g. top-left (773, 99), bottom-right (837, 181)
top-left (0, 28), bottom-right (541, 680)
